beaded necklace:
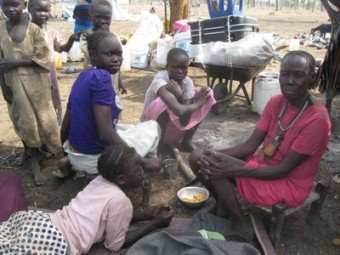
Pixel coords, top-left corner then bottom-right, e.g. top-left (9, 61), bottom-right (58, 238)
top-left (262, 96), bottom-right (312, 158)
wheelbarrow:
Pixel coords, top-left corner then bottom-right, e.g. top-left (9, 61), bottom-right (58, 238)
top-left (205, 64), bottom-right (267, 114)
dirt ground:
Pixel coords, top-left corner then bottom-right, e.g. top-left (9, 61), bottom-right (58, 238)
top-left (0, 3), bottom-right (340, 255)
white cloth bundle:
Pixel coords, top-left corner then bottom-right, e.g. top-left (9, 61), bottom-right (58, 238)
top-left (203, 33), bottom-right (275, 68)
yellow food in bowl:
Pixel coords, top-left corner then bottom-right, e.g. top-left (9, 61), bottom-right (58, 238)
top-left (181, 194), bottom-right (206, 203)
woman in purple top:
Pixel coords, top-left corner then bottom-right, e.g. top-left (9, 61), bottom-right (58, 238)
top-left (56, 31), bottom-right (161, 178)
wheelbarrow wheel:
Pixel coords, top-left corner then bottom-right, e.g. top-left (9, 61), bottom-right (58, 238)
top-left (211, 82), bottom-right (230, 115)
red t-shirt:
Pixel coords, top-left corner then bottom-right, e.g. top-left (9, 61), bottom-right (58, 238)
top-left (236, 94), bottom-right (331, 207)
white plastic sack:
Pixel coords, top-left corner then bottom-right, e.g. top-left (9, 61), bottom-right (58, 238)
top-left (203, 33), bottom-right (275, 68)
top-left (126, 12), bottom-right (163, 49)
top-left (68, 42), bottom-right (84, 62)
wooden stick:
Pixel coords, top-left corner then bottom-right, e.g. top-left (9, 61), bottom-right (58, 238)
top-left (250, 211), bottom-right (277, 255)
top-left (172, 146), bottom-right (196, 182)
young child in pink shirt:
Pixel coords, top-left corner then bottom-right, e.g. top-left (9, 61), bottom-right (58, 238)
top-left (0, 145), bottom-right (175, 254)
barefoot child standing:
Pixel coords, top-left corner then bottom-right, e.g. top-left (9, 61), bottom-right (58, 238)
top-left (0, 0), bottom-right (59, 185)
top-left (29, 0), bottom-right (80, 125)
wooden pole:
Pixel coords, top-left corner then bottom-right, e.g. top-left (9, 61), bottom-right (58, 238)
top-left (172, 146), bottom-right (196, 182)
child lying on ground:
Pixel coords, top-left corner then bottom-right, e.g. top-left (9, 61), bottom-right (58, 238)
top-left (0, 145), bottom-right (175, 254)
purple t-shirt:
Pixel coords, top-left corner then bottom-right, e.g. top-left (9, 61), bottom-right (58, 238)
top-left (68, 69), bottom-right (122, 154)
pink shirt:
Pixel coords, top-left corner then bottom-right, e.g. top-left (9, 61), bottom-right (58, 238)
top-left (236, 94), bottom-right (331, 207)
top-left (141, 70), bottom-right (195, 121)
top-left (49, 176), bottom-right (133, 255)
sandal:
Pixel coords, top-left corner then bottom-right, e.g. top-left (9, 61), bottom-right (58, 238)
top-left (331, 174), bottom-right (340, 184)
top-left (61, 67), bottom-right (78, 74)
top-left (52, 168), bottom-right (70, 178)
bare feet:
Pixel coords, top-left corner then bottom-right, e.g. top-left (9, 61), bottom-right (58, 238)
top-left (15, 151), bottom-right (29, 166)
top-left (179, 140), bottom-right (196, 153)
top-left (158, 144), bottom-right (174, 159)
top-left (40, 144), bottom-right (57, 157)
top-left (31, 158), bottom-right (47, 186)
top-left (56, 157), bottom-right (71, 177)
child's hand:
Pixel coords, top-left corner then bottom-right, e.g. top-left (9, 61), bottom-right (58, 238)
top-left (151, 205), bottom-right (175, 228)
top-left (70, 31), bottom-right (82, 42)
top-left (195, 87), bottom-right (211, 107)
top-left (119, 86), bottom-right (127, 95)
top-left (166, 79), bottom-right (182, 100)
top-left (0, 60), bottom-right (18, 73)
top-left (0, 83), bottom-right (13, 104)
top-left (151, 204), bottom-right (171, 217)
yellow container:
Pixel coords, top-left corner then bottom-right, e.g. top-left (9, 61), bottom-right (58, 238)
top-left (55, 52), bottom-right (62, 70)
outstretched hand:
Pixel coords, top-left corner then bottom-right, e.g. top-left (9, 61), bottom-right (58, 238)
top-left (151, 204), bottom-right (175, 228)
top-left (119, 86), bottom-right (128, 95)
top-left (195, 87), bottom-right (211, 107)
top-left (70, 31), bottom-right (83, 42)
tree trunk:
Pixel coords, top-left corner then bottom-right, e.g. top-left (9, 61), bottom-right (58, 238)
top-left (169, 0), bottom-right (190, 34)
top-left (276, 0), bottom-right (279, 11)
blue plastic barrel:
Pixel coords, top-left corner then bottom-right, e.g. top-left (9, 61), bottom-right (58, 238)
top-left (207, 0), bottom-right (244, 18)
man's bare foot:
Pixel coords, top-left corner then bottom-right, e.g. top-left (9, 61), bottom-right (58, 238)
top-left (179, 140), bottom-right (196, 153)
top-left (31, 158), bottom-right (47, 186)
top-left (15, 152), bottom-right (29, 166)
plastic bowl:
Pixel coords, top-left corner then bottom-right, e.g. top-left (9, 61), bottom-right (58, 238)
top-left (177, 186), bottom-right (209, 209)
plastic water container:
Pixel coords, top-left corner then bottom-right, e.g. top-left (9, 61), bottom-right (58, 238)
top-left (156, 38), bottom-right (175, 67)
top-left (54, 52), bottom-right (62, 69)
top-left (289, 39), bottom-right (300, 51)
top-left (121, 45), bottom-right (131, 71)
top-left (253, 72), bottom-right (280, 114)
top-left (130, 46), bottom-right (149, 68)
top-left (60, 52), bottom-right (68, 63)
top-left (174, 31), bottom-right (192, 57)
top-left (190, 43), bottom-right (206, 60)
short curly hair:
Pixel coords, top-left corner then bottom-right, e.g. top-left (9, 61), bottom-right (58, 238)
top-left (89, 0), bottom-right (112, 14)
top-left (166, 48), bottom-right (189, 66)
